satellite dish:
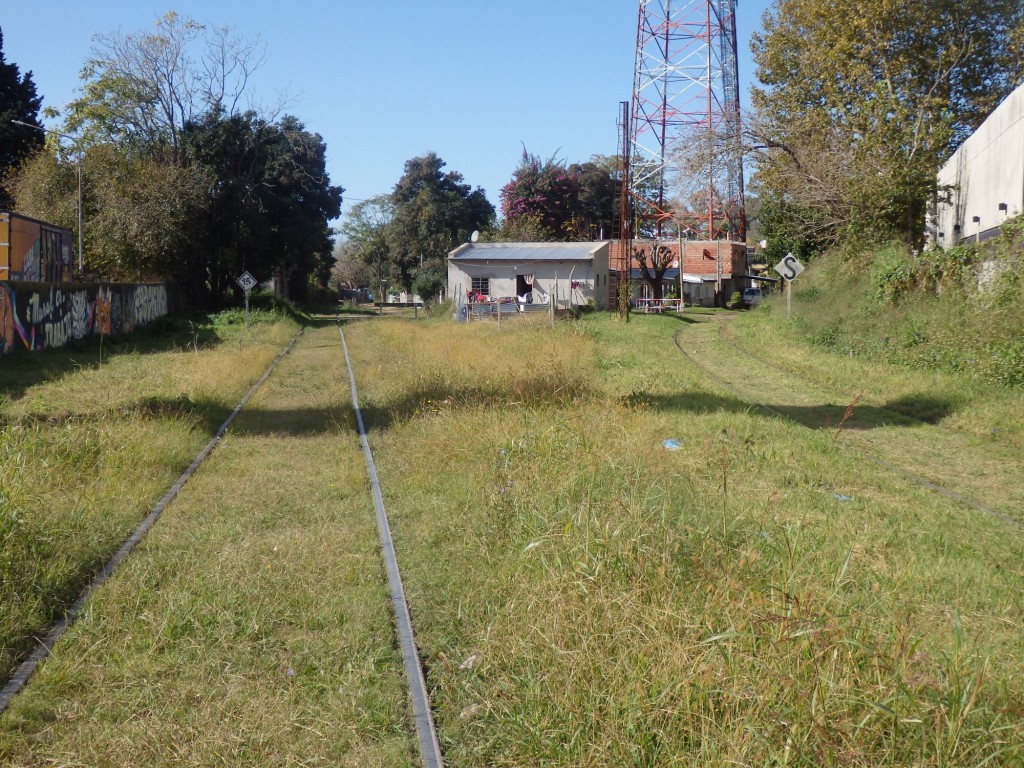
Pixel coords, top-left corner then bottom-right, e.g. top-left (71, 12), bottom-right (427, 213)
top-left (470, 230), bottom-right (479, 242)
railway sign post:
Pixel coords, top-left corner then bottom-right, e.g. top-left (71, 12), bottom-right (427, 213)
top-left (774, 253), bottom-right (804, 319)
top-left (236, 271), bottom-right (258, 330)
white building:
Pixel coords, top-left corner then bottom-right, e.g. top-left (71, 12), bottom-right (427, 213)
top-left (447, 242), bottom-right (610, 311)
top-left (934, 82), bottom-right (1024, 246)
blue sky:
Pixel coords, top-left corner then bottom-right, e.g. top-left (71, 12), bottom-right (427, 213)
top-left (2, 1), bottom-right (773, 223)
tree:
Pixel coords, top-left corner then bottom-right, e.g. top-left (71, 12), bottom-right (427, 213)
top-left (258, 115), bottom-right (342, 301)
top-left (181, 110), bottom-right (341, 307)
top-left (64, 11), bottom-right (265, 166)
top-left (499, 149), bottom-right (579, 240)
top-left (330, 241), bottom-right (373, 293)
top-left (497, 150), bottom-right (618, 242)
top-left (568, 157), bottom-right (617, 240)
top-left (80, 144), bottom-right (211, 282)
top-left (751, 0), bottom-right (1024, 250)
top-left (633, 240), bottom-right (676, 301)
top-left (411, 265), bottom-right (445, 306)
top-left (8, 14), bottom-right (339, 308)
top-left (479, 212), bottom-right (551, 243)
top-left (340, 194), bottom-right (394, 299)
top-left (389, 153), bottom-right (494, 291)
top-left (0, 27), bottom-right (44, 208)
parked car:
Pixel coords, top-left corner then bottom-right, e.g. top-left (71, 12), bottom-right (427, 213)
top-left (742, 286), bottom-right (763, 308)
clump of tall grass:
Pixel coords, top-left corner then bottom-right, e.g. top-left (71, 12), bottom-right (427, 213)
top-left (418, 410), bottom-right (1021, 766)
top-left (0, 412), bottom-right (201, 679)
top-left (782, 237), bottom-right (1024, 390)
top-left (351, 319), bottom-right (595, 429)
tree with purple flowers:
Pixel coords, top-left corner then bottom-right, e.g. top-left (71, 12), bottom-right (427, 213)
top-left (499, 149), bottom-right (617, 241)
top-left (499, 149), bottom-right (580, 240)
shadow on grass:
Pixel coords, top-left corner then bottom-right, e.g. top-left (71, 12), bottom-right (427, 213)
top-left (0, 319), bottom-right (222, 404)
top-left (0, 394), bottom-right (235, 437)
top-left (624, 390), bottom-right (959, 430)
top-left (337, 305), bottom-right (384, 318)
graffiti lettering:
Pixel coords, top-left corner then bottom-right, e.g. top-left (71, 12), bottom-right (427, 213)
top-left (133, 284), bottom-right (168, 326)
top-left (0, 282), bottom-right (168, 356)
top-left (71, 290), bottom-right (90, 340)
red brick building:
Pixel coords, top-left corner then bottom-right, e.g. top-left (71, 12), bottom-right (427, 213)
top-left (608, 239), bottom-right (748, 307)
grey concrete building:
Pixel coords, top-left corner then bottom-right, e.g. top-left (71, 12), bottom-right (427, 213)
top-left (447, 242), bottom-right (610, 311)
top-left (933, 82), bottom-right (1024, 246)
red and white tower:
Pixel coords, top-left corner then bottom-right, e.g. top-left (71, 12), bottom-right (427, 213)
top-left (624, 0), bottom-right (745, 242)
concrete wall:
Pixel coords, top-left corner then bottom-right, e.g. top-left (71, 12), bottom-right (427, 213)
top-left (934, 83), bottom-right (1024, 246)
top-left (0, 281), bottom-right (168, 355)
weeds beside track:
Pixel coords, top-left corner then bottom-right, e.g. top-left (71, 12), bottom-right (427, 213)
top-left (670, 315), bottom-right (1024, 525)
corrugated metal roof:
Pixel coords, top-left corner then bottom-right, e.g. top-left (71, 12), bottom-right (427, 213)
top-left (448, 242), bottom-right (607, 261)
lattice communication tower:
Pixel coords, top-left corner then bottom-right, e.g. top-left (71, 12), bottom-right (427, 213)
top-left (620, 0), bottom-right (745, 242)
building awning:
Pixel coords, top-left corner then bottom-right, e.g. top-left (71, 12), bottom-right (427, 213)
top-left (630, 268), bottom-right (712, 284)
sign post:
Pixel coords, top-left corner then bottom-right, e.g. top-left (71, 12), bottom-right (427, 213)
top-left (236, 271), bottom-right (258, 330)
top-left (773, 253), bottom-right (804, 319)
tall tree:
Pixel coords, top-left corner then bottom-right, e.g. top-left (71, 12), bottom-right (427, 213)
top-left (9, 13), bottom-right (340, 309)
top-left (499, 149), bottom-right (579, 240)
top-left (65, 11), bottom-right (265, 165)
top-left (389, 153), bottom-right (494, 291)
top-left (261, 115), bottom-right (342, 301)
top-left (568, 157), bottom-right (617, 240)
top-left (330, 241), bottom-right (373, 293)
top-left (339, 194), bottom-right (393, 299)
top-left (0, 27), bottom-right (44, 208)
top-left (181, 110), bottom-right (342, 307)
top-left (498, 151), bottom-right (617, 241)
top-left (751, 0), bottom-right (1024, 250)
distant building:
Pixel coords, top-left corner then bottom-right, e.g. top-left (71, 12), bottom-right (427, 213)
top-left (447, 241), bottom-right (610, 311)
top-left (933, 82), bottom-right (1024, 246)
top-left (609, 239), bottom-right (749, 307)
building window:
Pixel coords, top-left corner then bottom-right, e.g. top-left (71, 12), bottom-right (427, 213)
top-left (471, 277), bottom-right (490, 296)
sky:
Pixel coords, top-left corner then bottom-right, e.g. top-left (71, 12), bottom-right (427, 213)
top-left (1, 1), bottom-right (773, 225)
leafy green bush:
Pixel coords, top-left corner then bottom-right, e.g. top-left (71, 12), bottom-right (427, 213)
top-left (871, 248), bottom-right (917, 302)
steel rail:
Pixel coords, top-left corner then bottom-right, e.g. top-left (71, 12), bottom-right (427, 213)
top-left (338, 325), bottom-right (445, 768)
top-left (672, 327), bottom-right (1022, 528)
top-left (0, 330), bottom-right (305, 714)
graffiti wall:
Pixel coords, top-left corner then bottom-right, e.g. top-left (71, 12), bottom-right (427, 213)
top-left (0, 282), bottom-right (168, 355)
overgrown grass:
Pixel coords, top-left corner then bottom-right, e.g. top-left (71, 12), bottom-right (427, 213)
top-left (776, 224), bottom-right (1024, 389)
top-left (0, 325), bottom-right (411, 766)
top-left (344, 313), bottom-right (1024, 767)
top-left (2, 307), bottom-right (1021, 765)
top-left (0, 312), bottom-right (298, 682)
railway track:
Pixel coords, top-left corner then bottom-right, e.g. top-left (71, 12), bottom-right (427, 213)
top-left (1, 322), bottom-right (444, 767)
top-left (672, 317), bottom-right (1023, 527)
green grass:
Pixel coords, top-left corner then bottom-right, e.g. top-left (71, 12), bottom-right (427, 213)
top-left (773, 230), bottom-right (1024, 391)
top-left (1, 307), bottom-right (1022, 766)
top-left (344, 312), bottom-right (1024, 767)
top-left (0, 324), bottom-right (412, 765)
top-left (0, 313), bottom-right (298, 682)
